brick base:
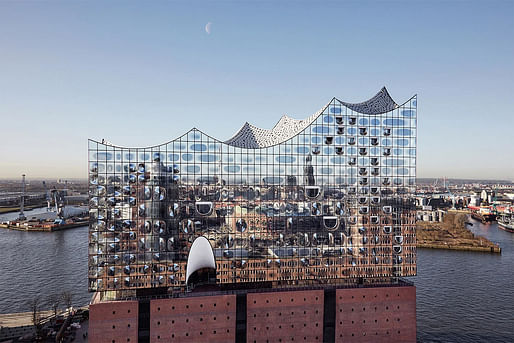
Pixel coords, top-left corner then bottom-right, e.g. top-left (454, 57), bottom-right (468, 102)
top-left (150, 295), bottom-right (236, 342)
top-left (335, 286), bottom-right (416, 342)
top-left (246, 290), bottom-right (324, 342)
top-left (89, 300), bottom-right (139, 343)
top-left (89, 284), bottom-right (416, 343)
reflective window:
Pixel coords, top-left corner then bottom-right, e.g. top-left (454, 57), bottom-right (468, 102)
top-left (88, 94), bottom-right (417, 294)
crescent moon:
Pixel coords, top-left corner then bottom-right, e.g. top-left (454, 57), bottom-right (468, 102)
top-left (205, 22), bottom-right (212, 35)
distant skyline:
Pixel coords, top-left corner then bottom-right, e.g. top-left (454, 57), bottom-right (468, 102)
top-left (0, 1), bottom-right (513, 180)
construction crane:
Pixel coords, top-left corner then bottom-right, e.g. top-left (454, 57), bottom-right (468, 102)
top-left (19, 174), bottom-right (26, 220)
top-left (42, 181), bottom-right (52, 211)
top-left (443, 177), bottom-right (456, 209)
top-left (51, 188), bottom-right (65, 219)
top-left (431, 178), bottom-right (439, 192)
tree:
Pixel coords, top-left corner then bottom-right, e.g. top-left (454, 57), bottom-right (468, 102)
top-left (61, 291), bottom-right (73, 314)
top-left (47, 293), bottom-right (60, 320)
top-left (27, 296), bottom-right (43, 339)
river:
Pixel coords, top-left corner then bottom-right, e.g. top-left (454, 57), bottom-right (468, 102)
top-left (412, 218), bottom-right (514, 342)
top-left (0, 210), bottom-right (512, 342)
top-left (0, 207), bottom-right (89, 313)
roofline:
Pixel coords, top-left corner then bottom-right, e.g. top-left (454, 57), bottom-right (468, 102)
top-left (88, 90), bottom-right (417, 150)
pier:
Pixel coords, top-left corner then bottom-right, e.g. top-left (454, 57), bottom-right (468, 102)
top-left (0, 205), bottom-right (89, 232)
top-left (0, 220), bottom-right (88, 232)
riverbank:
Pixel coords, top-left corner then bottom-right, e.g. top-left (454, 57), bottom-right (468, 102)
top-left (0, 310), bottom-right (55, 328)
top-left (0, 306), bottom-right (89, 328)
top-left (416, 212), bottom-right (501, 253)
top-left (0, 307), bottom-right (89, 342)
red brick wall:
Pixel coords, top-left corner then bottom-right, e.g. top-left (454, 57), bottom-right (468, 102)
top-left (149, 295), bottom-right (236, 342)
top-left (88, 285), bottom-right (416, 343)
top-left (335, 286), bottom-right (416, 342)
top-left (246, 290), bottom-right (325, 343)
top-left (89, 300), bottom-right (139, 343)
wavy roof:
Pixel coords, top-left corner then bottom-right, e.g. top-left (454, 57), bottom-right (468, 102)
top-left (225, 87), bottom-right (400, 149)
top-left (91, 87), bottom-right (409, 150)
top-left (337, 87), bottom-right (398, 115)
top-left (223, 102), bottom-right (330, 149)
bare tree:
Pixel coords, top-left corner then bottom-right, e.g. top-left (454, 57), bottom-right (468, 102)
top-left (61, 291), bottom-right (73, 314)
top-left (27, 296), bottom-right (43, 339)
top-left (47, 293), bottom-right (60, 320)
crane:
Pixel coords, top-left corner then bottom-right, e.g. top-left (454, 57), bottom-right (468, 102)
top-left (19, 174), bottom-right (26, 220)
top-left (443, 177), bottom-right (456, 209)
top-left (51, 188), bottom-right (65, 219)
top-left (432, 178), bottom-right (438, 192)
top-left (42, 181), bottom-right (51, 211)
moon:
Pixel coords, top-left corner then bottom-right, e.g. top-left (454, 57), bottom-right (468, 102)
top-left (205, 22), bottom-right (212, 35)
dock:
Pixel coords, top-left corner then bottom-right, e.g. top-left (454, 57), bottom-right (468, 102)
top-left (0, 220), bottom-right (88, 232)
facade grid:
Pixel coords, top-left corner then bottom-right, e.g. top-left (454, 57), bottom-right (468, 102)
top-left (87, 88), bottom-right (417, 298)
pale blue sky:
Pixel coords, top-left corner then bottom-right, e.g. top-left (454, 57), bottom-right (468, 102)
top-left (0, 1), bottom-right (512, 180)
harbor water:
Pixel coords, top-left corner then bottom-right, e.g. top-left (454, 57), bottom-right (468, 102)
top-left (0, 209), bottom-right (512, 342)
top-left (412, 218), bottom-right (514, 342)
top-left (0, 208), bottom-right (89, 313)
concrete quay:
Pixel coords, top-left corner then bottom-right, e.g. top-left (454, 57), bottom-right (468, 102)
top-left (0, 220), bottom-right (88, 232)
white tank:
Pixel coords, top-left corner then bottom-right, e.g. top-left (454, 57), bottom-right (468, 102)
top-left (481, 190), bottom-right (488, 202)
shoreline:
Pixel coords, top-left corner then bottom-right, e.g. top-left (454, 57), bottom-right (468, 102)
top-left (0, 204), bottom-right (46, 214)
top-left (0, 306), bottom-right (88, 328)
top-left (417, 243), bottom-right (501, 253)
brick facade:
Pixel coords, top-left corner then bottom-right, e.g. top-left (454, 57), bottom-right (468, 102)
top-left (335, 286), bottom-right (416, 342)
top-left (89, 300), bottom-right (139, 343)
top-left (246, 290), bottom-right (325, 342)
top-left (89, 285), bottom-right (416, 342)
top-left (149, 295), bottom-right (236, 342)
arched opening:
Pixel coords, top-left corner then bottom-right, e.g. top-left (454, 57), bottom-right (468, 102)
top-left (187, 267), bottom-right (217, 287)
top-left (186, 236), bottom-right (217, 289)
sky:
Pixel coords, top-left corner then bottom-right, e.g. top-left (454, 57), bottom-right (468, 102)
top-left (0, 1), bottom-right (513, 180)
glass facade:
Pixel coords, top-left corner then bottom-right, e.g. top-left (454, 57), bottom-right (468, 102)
top-left (88, 89), bottom-right (417, 295)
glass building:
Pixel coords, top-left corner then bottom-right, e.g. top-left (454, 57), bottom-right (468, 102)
top-left (88, 87), bottom-right (417, 298)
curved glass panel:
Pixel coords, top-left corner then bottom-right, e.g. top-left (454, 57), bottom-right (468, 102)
top-left (88, 91), bottom-right (417, 294)
top-left (190, 143), bottom-right (207, 152)
top-left (276, 156), bottom-right (296, 163)
top-left (384, 119), bottom-right (405, 126)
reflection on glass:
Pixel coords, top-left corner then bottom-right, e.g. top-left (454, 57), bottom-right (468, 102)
top-left (87, 94), bottom-right (417, 294)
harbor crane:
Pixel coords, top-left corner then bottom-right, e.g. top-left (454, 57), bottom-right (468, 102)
top-left (51, 188), bottom-right (65, 219)
top-left (42, 181), bottom-right (52, 211)
top-left (19, 174), bottom-right (26, 220)
top-left (444, 179), bottom-right (457, 209)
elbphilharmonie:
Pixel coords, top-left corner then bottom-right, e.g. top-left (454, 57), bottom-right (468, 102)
top-left (88, 88), bottom-right (418, 342)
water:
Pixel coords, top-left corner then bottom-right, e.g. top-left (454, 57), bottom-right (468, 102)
top-left (0, 208), bottom-right (89, 313)
top-left (0, 211), bottom-right (512, 342)
top-left (412, 218), bottom-right (514, 342)
top-left (0, 206), bottom-right (55, 221)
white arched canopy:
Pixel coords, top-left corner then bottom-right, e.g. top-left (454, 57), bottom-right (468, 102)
top-left (186, 236), bottom-right (216, 284)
